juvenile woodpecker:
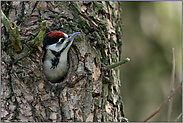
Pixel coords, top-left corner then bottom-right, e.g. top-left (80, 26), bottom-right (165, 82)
top-left (42, 31), bottom-right (80, 83)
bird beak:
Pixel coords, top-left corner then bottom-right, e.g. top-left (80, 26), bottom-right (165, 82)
top-left (68, 32), bottom-right (80, 41)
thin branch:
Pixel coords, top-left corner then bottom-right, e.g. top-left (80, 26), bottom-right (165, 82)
top-left (1, 9), bottom-right (22, 53)
top-left (102, 57), bottom-right (130, 71)
top-left (142, 81), bottom-right (182, 122)
top-left (31, 20), bottom-right (47, 47)
top-left (167, 48), bottom-right (175, 121)
top-left (175, 113), bottom-right (182, 122)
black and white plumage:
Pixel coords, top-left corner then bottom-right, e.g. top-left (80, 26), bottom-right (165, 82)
top-left (42, 31), bottom-right (80, 83)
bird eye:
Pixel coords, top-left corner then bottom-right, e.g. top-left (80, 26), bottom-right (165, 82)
top-left (58, 37), bottom-right (65, 43)
top-left (56, 37), bottom-right (65, 46)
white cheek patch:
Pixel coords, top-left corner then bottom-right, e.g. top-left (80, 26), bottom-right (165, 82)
top-left (47, 43), bottom-right (62, 52)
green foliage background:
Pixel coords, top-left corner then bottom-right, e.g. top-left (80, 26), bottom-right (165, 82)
top-left (120, 1), bottom-right (182, 122)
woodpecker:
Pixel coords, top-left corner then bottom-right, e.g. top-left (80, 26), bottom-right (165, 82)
top-left (42, 30), bottom-right (80, 83)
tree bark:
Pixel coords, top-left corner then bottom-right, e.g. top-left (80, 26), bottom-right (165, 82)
top-left (1, 1), bottom-right (127, 122)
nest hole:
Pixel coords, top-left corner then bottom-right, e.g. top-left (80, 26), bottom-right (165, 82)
top-left (48, 47), bottom-right (79, 88)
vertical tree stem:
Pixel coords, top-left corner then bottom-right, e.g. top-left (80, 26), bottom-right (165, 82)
top-left (167, 48), bottom-right (175, 121)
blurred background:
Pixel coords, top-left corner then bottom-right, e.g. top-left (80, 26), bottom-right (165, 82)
top-left (120, 1), bottom-right (182, 122)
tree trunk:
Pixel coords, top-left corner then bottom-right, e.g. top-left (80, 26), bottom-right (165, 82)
top-left (1, 1), bottom-right (127, 122)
